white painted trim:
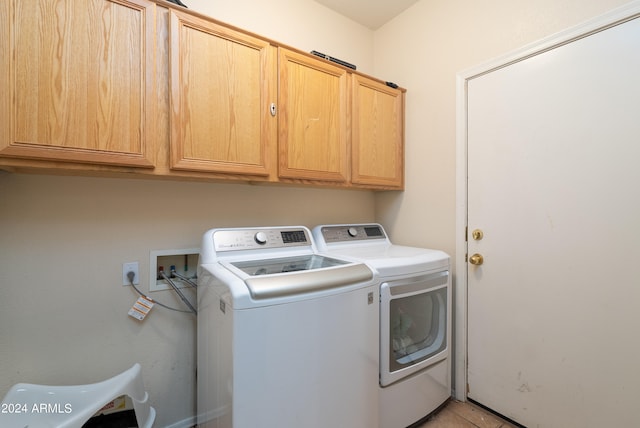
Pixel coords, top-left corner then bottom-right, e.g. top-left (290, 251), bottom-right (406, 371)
top-left (453, 71), bottom-right (468, 401)
top-left (459, 0), bottom-right (640, 82)
top-left (453, 0), bottom-right (640, 402)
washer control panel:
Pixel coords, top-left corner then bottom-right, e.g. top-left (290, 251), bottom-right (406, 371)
top-left (319, 224), bottom-right (387, 243)
top-left (214, 228), bottom-right (311, 252)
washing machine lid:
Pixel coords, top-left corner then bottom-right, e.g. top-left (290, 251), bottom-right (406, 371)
top-left (223, 255), bottom-right (374, 299)
top-left (230, 254), bottom-right (347, 276)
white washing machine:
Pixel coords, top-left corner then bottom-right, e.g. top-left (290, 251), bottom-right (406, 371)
top-left (313, 223), bottom-right (451, 428)
top-left (197, 226), bottom-right (380, 428)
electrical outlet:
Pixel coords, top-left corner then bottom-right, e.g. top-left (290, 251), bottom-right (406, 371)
top-left (122, 262), bottom-right (140, 286)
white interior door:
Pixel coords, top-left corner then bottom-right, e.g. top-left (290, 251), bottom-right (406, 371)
top-left (466, 14), bottom-right (640, 428)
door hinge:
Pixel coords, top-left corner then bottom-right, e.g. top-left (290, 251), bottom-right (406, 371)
top-left (465, 226), bottom-right (468, 242)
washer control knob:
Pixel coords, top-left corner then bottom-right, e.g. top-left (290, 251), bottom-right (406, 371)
top-left (254, 232), bottom-right (268, 245)
top-left (348, 227), bottom-right (358, 237)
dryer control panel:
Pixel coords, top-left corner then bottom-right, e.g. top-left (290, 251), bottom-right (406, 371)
top-left (319, 224), bottom-right (388, 243)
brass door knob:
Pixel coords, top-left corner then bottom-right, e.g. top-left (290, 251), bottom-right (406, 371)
top-left (469, 253), bottom-right (484, 265)
top-left (472, 229), bottom-right (484, 240)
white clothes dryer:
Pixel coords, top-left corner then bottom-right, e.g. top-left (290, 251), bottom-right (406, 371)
top-left (313, 223), bottom-right (451, 428)
top-left (197, 226), bottom-right (380, 428)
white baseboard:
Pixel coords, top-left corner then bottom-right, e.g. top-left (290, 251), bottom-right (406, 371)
top-left (163, 415), bottom-right (197, 428)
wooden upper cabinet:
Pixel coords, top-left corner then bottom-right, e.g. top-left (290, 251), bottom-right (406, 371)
top-left (169, 10), bottom-right (277, 178)
top-left (0, 1), bottom-right (404, 189)
top-left (0, 0), bottom-right (156, 167)
top-left (278, 48), bottom-right (349, 183)
top-left (351, 74), bottom-right (404, 189)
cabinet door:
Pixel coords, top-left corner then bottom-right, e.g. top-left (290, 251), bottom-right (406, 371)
top-left (351, 75), bottom-right (404, 189)
top-left (278, 48), bottom-right (349, 183)
top-left (0, 0), bottom-right (156, 168)
top-left (169, 10), bottom-right (277, 178)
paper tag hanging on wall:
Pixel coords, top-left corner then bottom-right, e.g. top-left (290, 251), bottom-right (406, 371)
top-left (128, 296), bottom-right (155, 321)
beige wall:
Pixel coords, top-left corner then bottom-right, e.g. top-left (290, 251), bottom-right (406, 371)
top-left (0, 0), bottom-right (632, 426)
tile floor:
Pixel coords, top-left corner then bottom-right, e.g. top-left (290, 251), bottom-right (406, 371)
top-left (417, 400), bottom-right (519, 428)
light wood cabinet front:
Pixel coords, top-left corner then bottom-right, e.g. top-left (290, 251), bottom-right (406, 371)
top-left (278, 48), bottom-right (349, 183)
top-left (0, 0), bottom-right (156, 168)
top-left (351, 75), bottom-right (404, 189)
top-left (169, 10), bottom-right (277, 179)
top-left (1, 1), bottom-right (404, 190)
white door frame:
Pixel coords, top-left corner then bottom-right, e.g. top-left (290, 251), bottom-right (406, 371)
top-left (453, 0), bottom-right (640, 401)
